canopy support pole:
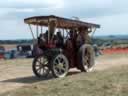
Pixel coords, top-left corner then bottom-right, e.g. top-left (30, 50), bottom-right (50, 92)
top-left (28, 24), bottom-right (36, 44)
top-left (63, 29), bottom-right (64, 38)
top-left (66, 28), bottom-right (69, 38)
top-left (36, 25), bottom-right (39, 38)
top-left (41, 26), bottom-right (43, 34)
top-left (91, 27), bottom-right (96, 38)
top-left (28, 24), bottom-right (35, 40)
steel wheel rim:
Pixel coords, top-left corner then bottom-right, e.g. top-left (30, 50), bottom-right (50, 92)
top-left (35, 57), bottom-right (49, 77)
top-left (53, 55), bottom-right (69, 77)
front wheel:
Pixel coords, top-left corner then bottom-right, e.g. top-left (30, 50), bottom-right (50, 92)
top-left (32, 56), bottom-right (50, 78)
top-left (50, 54), bottom-right (69, 78)
top-left (78, 44), bottom-right (95, 72)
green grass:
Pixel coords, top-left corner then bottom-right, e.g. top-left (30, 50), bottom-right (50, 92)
top-left (1, 64), bottom-right (128, 96)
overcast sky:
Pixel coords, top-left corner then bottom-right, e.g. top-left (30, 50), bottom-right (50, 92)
top-left (0, 0), bottom-right (128, 40)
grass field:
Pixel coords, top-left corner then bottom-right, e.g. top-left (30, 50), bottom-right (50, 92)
top-left (0, 54), bottom-right (128, 96)
top-left (1, 65), bottom-right (128, 96)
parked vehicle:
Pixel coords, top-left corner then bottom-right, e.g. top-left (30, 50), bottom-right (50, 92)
top-left (4, 49), bottom-right (17, 59)
top-left (0, 46), bottom-right (5, 59)
top-left (17, 44), bottom-right (33, 58)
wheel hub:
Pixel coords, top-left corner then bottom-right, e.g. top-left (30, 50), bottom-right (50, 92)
top-left (57, 63), bottom-right (64, 69)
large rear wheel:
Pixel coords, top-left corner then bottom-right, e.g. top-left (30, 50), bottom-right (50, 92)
top-left (50, 54), bottom-right (69, 78)
top-left (78, 44), bottom-right (95, 72)
top-left (32, 56), bottom-right (50, 78)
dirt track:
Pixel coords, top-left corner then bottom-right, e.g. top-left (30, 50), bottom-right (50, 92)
top-left (0, 54), bottom-right (128, 94)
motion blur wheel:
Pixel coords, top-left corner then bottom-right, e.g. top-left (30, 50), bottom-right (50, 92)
top-left (32, 56), bottom-right (50, 78)
top-left (78, 44), bottom-right (95, 72)
top-left (50, 54), bottom-right (69, 78)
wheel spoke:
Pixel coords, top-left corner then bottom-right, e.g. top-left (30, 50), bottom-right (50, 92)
top-left (43, 67), bottom-right (47, 73)
top-left (35, 65), bottom-right (40, 67)
top-left (58, 57), bottom-right (63, 64)
top-left (61, 60), bottom-right (65, 64)
top-left (60, 67), bottom-right (66, 72)
top-left (58, 69), bottom-right (63, 74)
top-left (37, 67), bottom-right (41, 71)
top-left (37, 60), bottom-right (42, 64)
top-left (38, 68), bottom-right (41, 74)
top-left (43, 58), bottom-right (48, 64)
top-left (42, 68), bottom-right (46, 75)
top-left (54, 60), bottom-right (59, 65)
top-left (55, 59), bottom-right (59, 64)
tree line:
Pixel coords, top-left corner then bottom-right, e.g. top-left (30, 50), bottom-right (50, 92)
top-left (0, 39), bottom-right (33, 44)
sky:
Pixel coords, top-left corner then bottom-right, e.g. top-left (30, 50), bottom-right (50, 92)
top-left (0, 0), bottom-right (128, 40)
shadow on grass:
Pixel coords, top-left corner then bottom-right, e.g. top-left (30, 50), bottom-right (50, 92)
top-left (1, 75), bottom-right (54, 84)
top-left (1, 71), bottom-right (81, 84)
top-left (67, 71), bottom-right (81, 76)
